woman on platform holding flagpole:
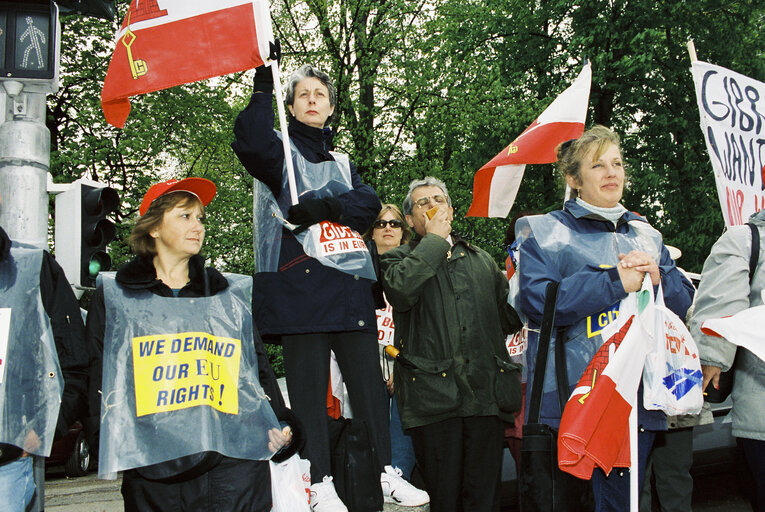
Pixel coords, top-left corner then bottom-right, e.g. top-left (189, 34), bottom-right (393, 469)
top-left (232, 61), bottom-right (428, 511)
top-left (514, 126), bottom-right (694, 511)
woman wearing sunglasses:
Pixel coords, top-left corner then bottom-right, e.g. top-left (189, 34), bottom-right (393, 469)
top-left (362, 205), bottom-right (424, 491)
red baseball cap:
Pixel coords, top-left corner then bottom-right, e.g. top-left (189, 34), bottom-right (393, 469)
top-left (139, 178), bottom-right (217, 216)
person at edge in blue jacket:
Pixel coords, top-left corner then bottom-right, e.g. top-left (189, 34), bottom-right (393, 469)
top-left (515, 126), bottom-right (695, 511)
top-left (231, 56), bottom-right (428, 511)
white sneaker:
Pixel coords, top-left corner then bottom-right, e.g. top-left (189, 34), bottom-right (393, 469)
top-left (380, 465), bottom-right (430, 506)
top-left (310, 476), bottom-right (348, 512)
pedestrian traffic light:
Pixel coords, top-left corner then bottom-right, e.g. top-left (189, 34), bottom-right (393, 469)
top-left (55, 178), bottom-right (120, 290)
top-left (56, 0), bottom-right (116, 21)
top-left (0, 1), bottom-right (59, 83)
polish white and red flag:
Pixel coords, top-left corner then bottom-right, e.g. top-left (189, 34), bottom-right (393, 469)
top-left (102, 0), bottom-right (274, 128)
top-left (557, 280), bottom-right (653, 479)
top-left (466, 63), bottom-right (591, 218)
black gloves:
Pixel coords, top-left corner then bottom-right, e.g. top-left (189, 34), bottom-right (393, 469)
top-left (287, 197), bottom-right (342, 234)
top-left (253, 39), bottom-right (282, 93)
top-left (253, 65), bottom-right (273, 93)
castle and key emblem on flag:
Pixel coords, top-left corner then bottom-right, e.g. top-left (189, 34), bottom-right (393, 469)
top-left (102, 0), bottom-right (274, 128)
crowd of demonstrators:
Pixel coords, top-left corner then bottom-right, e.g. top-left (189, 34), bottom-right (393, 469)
top-left (86, 179), bottom-right (300, 511)
top-left (4, 60), bottom-right (762, 512)
top-left (513, 126), bottom-right (695, 511)
top-left (361, 204), bottom-right (420, 484)
top-left (380, 177), bottom-right (523, 512)
top-left (0, 193), bottom-right (89, 512)
top-left (691, 208), bottom-right (765, 512)
top-left (231, 62), bottom-right (427, 511)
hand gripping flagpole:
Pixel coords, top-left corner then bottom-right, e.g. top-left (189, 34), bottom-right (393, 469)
top-left (270, 61), bottom-right (299, 206)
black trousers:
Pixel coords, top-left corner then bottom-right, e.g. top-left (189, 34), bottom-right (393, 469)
top-left (409, 415), bottom-right (504, 512)
top-left (121, 457), bottom-right (271, 512)
top-left (738, 437), bottom-right (765, 512)
top-left (282, 331), bottom-right (390, 481)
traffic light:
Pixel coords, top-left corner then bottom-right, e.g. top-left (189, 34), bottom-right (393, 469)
top-left (55, 178), bottom-right (120, 290)
top-left (0, 1), bottom-right (59, 83)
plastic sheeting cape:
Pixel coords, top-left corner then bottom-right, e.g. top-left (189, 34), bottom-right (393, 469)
top-left (510, 213), bottom-right (663, 397)
top-left (252, 134), bottom-right (376, 280)
top-left (98, 272), bottom-right (280, 479)
top-left (0, 244), bottom-right (63, 457)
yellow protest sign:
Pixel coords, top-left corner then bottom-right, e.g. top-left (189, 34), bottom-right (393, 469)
top-left (132, 332), bottom-right (241, 417)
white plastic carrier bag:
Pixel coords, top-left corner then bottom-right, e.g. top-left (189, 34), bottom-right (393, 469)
top-left (642, 284), bottom-right (703, 416)
top-left (270, 454), bottom-right (311, 511)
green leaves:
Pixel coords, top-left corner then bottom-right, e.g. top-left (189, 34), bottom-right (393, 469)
top-left (52, 0), bottom-right (763, 285)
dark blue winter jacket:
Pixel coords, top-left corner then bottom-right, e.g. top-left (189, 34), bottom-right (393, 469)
top-left (517, 200), bottom-right (695, 430)
top-left (231, 92), bottom-right (380, 338)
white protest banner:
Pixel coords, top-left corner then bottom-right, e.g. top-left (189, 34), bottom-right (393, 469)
top-left (376, 303), bottom-right (395, 347)
top-left (316, 221), bottom-right (368, 257)
top-left (0, 309), bottom-right (10, 384)
top-left (506, 326), bottom-right (528, 357)
top-left (691, 61), bottom-right (765, 226)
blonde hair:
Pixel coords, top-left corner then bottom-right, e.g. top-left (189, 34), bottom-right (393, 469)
top-left (556, 125), bottom-right (622, 198)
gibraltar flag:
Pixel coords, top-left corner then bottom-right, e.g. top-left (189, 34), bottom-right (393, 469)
top-left (701, 299), bottom-right (765, 364)
top-left (102, 0), bottom-right (274, 128)
top-left (557, 280), bottom-right (653, 479)
top-left (466, 63), bottom-right (591, 217)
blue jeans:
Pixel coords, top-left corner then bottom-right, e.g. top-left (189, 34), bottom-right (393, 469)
top-left (0, 456), bottom-right (35, 512)
top-left (390, 397), bottom-right (416, 479)
top-left (591, 430), bottom-right (656, 512)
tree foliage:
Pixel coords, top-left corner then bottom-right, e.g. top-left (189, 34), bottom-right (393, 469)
top-left (50, 1), bottom-right (763, 375)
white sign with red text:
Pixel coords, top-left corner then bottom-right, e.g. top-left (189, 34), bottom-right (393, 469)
top-left (506, 325), bottom-right (528, 357)
top-left (317, 221), bottom-right (367, 256)
top-left (376, 303), bottom-right (395, 347)
top-left (0, 309), bottom-right (10, 384)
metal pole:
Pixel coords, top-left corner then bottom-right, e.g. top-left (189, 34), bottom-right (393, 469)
top-left (0, 81), bottom-right (50, 249)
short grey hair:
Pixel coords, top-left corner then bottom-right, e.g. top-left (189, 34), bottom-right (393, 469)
top-left (285, 64), bottom-right (337, 126)
top-left (402, 176), bottom-right (452, 215)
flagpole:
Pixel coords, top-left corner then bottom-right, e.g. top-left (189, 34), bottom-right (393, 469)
top-left (687, 39), bottom-right (698, 64)
top-left (564, 184), bottom-right (572, 204)
top-left (271, 62), bottom-right (299, 206)
top-left (629, 405), bottom-right (638, 511)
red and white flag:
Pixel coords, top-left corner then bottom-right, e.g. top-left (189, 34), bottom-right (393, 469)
top-left (102, 0), bottom-right (274, 128)
top-left (701, 303), bottom-right (765, 363)
top-left (466, 63), bottom-right (591, 217)
top-left (557, 280), bottom-right (653, 479)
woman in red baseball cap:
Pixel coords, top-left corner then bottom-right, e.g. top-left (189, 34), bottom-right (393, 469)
top-left (86, 178), bottom-right (303, 511)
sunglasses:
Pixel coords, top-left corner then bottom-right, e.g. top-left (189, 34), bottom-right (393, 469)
top-left (373, 219), bottom-right (404, 229)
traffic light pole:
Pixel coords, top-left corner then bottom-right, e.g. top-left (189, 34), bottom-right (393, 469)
top-left (0, 83), bottom-right (50, 249)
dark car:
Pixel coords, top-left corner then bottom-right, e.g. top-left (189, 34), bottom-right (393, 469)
top-left (46, 421), bottom-right (91, 477)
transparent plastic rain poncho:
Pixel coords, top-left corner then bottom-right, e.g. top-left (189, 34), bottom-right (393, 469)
top-left (98, 273), bottom-right (280, 479)
top-left (511, 214), bottom-right (664, 395)
top-left (0, 244), bottom-right (63, 457)
top-left (253, 135), bottom-right (376, 280)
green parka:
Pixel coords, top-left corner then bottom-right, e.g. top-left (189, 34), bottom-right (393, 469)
top-left (380, 232), bottom-right (523, 430)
